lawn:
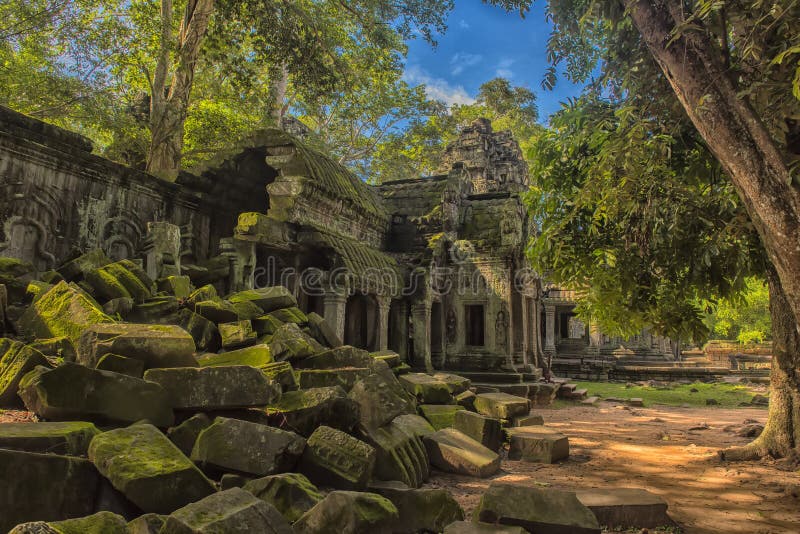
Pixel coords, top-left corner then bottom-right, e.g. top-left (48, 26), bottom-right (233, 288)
top-left (571, 380), bottom-right (765, 408)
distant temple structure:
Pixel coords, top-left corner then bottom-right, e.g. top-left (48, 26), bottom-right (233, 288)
top-left (0, 107), bottom-right (675, 383)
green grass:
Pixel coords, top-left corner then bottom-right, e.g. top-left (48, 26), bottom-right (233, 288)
top-left (570, 380), bottom-right (764, 408)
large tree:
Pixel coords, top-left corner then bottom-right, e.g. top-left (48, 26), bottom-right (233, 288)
top-left (541, 0), bottom-right (800, 459)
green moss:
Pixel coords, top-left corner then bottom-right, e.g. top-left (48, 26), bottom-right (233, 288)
top-left (0, 339), bottom-right (50, 405)
top-left (20, 281), bottom-right (115, 345)
top-left (102, 262), bottom-right (151, 302)
top-left (571, 380), bottom-right (764, 408)
top-left (418, 404), bottom-right (465, 430)
top-left (50, 511), bottom-right (128, 534)
top-left (197, 344), bottom-right (273, 368)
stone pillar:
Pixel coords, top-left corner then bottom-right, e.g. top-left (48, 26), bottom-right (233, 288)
top-left (323, 292), bottom-right (347, 343)
top-left (544, 304), bottom-right (556, 354)
top-left (220, 238), bottom-right (256, 293)
top-left (376, 295), bottom-right (391, 351)
top-left (411, 301), bottom-right (432, 372)
top-left (143, 222), bottom-right (182, 280)
top-left (520, 297), bottom-right (530, 367)
top-left (393, 301), bottom-right (409, 361)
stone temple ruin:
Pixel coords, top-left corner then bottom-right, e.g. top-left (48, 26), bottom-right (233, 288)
top-left (0, 108), bottom-right (676, 382)
top-left (0, 106), bottom-right (678, 532)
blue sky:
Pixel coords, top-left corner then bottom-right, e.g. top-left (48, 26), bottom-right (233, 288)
top-left (403, 2), bottom-right (586, 123)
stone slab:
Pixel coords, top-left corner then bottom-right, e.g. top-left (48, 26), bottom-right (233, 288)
top-left (575, 488), bottom-right (672, 529)
top-left (299, 425), bottom-right (376, 490)
top-left (474, 392), bottom-right (530, 419)
top-left (454, 410), bottom-right (503, 451)
top-left (0, 421), bottom-right (100, 456)
top-left (506, 426), bottom-right (569, 463)
top-left (423, 428), bottom-right (500, 478)
top-left (475, 483), bottom-right (600, 534)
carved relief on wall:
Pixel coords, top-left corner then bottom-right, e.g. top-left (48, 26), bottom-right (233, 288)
top-left (101, 211), bottom-right (146, 262)
top-left (495, 305), bottom-right (509, 353)
top-left (0, 216), bottom-right (56, 270)
top-left (446, 307), bottom-right (457, 344)
top-left (568, 316), bottom-right (586, 339)
top-left (0, 182), bottom-right (62, 270)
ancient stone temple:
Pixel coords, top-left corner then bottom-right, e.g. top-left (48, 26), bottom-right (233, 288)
top-left (0, 107), bottom-right (672, 380)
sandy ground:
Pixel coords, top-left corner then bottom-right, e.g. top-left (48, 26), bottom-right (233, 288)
top-left (428, 403), bottom-right (800, 534)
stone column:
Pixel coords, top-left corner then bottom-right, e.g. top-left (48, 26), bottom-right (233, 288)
top-left (520, 297), bottom-right (530, 367)
top-left (544, 303), bottom-right (556, 354)
top-left (323, 292), bottom-right (347, 343)
top-left (375, 295), bottom-right (392, 351)
top-left (143, 221), bottom-right (182, 280)
top-left (411, 301), bottom-right (433, 372)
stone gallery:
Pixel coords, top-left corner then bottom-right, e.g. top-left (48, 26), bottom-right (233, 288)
top-left (0, 105), bottom-right (676, 532)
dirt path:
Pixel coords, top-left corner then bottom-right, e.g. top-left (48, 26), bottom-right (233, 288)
top-left (428, 403), bottom-right (800, 533)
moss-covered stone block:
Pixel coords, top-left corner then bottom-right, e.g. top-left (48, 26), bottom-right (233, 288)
top-left (0, 421), bottom-right (100, 456)
top-left (95, 353), bottom-right (144, 378)
top-left (306, 312), bottom-right (343, 348)
top-left (361, 415), bottom-right (431, 489)
top-left (475, 483), bottom-right (601, 534)
top-left (419, 404), bottom-right (465, 430)
top-left (431, 372), bottom-right (472, 395)
top-left (260, 361), bottom-right (297, 391)
top-left (474, 392), bottom-right (530, 419)
top-left (229, 299), bottom-right (265, 320)
top-left (252, 314), bottom-right (284, 336)
top-left (423, 428), bottom-right (500, 478)
top-left (454, 410), bottom-right (503, 451)
top-left (263, 386), bottom-right (359, 437)
top-left (187, 284), bottom-right (218, 305)
top-left (162, 308), bottom-right (220, 353)
top-left (27, 336), bottom-right (75, 362)
top-left (269, 323), bottom-right (323, 361)
top-left (157, 276), bottom-right (193, 299)
top-left (77, 323), bottom-right (197, 369)
top-left (144, 366), bottom-right (280, 410)
top-left (298, 425), bottom-right (375, 490)
top-left (369, 481), bottom-right (464, 534)
top-left (193, 299), bottom-right (240, 324)
top-left (0, 338), bottom-right (50, 406)
top-left (0, 448), bottom-right (100, 532)
top-left (348, 371), bottom-right (416, 433)
top-left (167, 413), bottom-right (212, 456)
top-left (219, 320), bottom-right (257, 349)
top-left (292, 491), bottom-right (398, 534)
top-left (296, 368), bottom-right (372, 390)
top-left (296, 345), bottom-right (372, 370)
top-left (267, 306), bottom-right (307, 325)
top-left (47, 511), bottom-right (127, 534)
top-left (162, 487), bottom-right (292, 534)
top-left (227, 286), bottom-right (296, 313)
top-left (399, 373), bottom-right (454, 404)
top-left (17, 281), bottom-right (114, 346)
top-left (197, 344), bottom-right (273, 368)
top-left (243, 473), bottom-right (322, 523)
top-left (126, 513), bottom-right (166, 534)
top-left (85, 261), bottom-right (152, 303)
top-left (57, 249), bottom-right (111, 282)
top-left (18, 363), bottom-right (174, 427)
top-left (191, 417), bottom-right (306, 476)
top-left (128, 296), bottom-right (180, 323)
top-left (88, 423), bottom-right (216, 514)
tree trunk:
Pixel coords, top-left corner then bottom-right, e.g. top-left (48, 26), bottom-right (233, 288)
top-left (271, 62), bottom-right (290, 126)
top-left (721, 266), bottom-right (800, 460)
top-left (626, 0), bottom-right (800, 331)
top-left (146, 0), bottom-right (214, 181)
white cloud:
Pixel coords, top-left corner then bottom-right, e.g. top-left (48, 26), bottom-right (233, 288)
top-left (403, 65), bottom-right (476, 107)
top-left (458, 19), bottom-right (471, 30)
top-left (450, 53), bottom-right (483, 76)
top-left (494, 58), bottom-right (516, 79)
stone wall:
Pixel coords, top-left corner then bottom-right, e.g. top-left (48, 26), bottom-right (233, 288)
top-left (0, 106), bottom-right (264, 273)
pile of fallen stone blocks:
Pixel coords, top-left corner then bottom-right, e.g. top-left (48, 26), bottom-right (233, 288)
top-left (0, 252), bottom-right (674, 533)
